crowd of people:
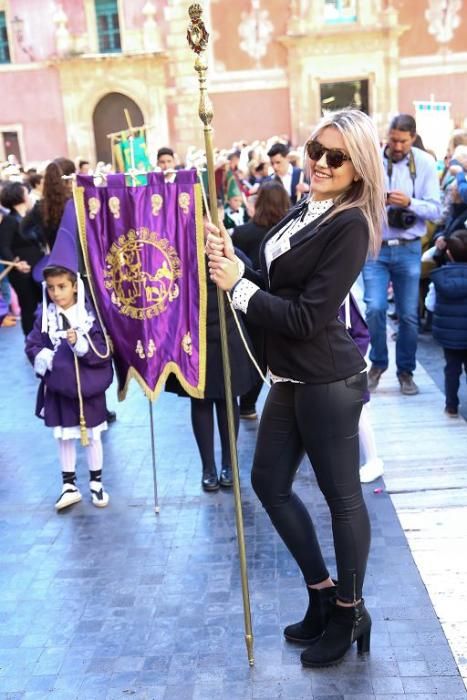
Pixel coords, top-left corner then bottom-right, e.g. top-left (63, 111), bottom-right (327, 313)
top-left (1, 109), bottom-right (466, 669)
top-left (1, 119), bottom-right (466, 420)
top-left (1, 118), bottom-right (467, 450)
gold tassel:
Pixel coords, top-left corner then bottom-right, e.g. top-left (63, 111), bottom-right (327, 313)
top-left (74, 353), bottom-right (89, 446)
top-left (79, 414), bottom-right (89, 447)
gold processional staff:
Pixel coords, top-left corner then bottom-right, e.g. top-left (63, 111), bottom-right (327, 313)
top-left (187, 3), bottom-right (255, 667)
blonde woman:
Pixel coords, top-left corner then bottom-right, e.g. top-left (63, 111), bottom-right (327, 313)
top-left (206, 109), bottom-right (386, 667)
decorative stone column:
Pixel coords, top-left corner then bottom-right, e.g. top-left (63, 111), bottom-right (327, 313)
top-left (289, 0), bottom-right (322, 36)
top-left (358, 0), bottom-right (382, 27)
top-left (142, 1), bottom-right (163, 53)
top-left (53, 4), bottom-right (71, 58)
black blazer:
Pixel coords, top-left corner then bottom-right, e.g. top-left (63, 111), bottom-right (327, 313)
top-left (0, 212), bottom-right (44, 267)
top-left (231, 221), bottom-right (269, 269)
top-left (242, 202), bottom-right (369, 384)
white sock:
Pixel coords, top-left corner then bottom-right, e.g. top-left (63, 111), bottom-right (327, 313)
top-left (359, 404), bottom-right (379, 465)
top-left (58, 438), bottom-right (76, 472)
top-left (86, 438), bottom-right (103, 475)
top-left (58, 438), bottom-right (77, 486)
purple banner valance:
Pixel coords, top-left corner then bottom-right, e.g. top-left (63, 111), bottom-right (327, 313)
top-left (75, 170), bottom-right (206, 400)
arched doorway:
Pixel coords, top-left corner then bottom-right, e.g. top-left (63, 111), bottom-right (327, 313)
top-left (93, 92), bottom-right (144, 164)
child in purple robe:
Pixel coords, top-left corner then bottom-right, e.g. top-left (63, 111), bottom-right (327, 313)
top-left (25, 205), bottom-right (113, 511)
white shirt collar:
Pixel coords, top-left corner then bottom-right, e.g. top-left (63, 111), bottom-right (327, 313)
top-left (307, 198), bottom-right (334, 215)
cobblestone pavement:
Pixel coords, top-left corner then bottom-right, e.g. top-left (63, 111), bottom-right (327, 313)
top-left (0, 323), bottom-right (466, 700)
top-left (366, 337), bottom-right (467, 692)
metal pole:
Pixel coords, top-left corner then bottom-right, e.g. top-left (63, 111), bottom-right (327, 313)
top-left (148, 399), bottom-right (160, 514)
top-left (187, 3), bottom-right (254, 666)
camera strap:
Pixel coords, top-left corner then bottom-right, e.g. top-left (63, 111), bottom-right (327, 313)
top-left (386, 149), bottom-right (416, 197)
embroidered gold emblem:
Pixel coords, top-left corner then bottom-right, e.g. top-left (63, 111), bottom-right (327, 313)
top-left (182, 332), bottom-right (193, 356)
top-left (109, 196), bottom-right (121, 219)
top-left (88, 197), bottom-right (100, 220)
top-left (135, 339), bottom-right (156, 358)
top-left (151, 194), bottom-right (163, 216)
top-left (178, 192), bottom-right (190, 214)
top-left (104, 227), bottom-right (182, 320)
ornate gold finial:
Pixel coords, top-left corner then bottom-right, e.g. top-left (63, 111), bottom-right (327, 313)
top-left (188, 3), bottom-right (202, 21)
top-left (187, 3), bottom-right (209, 54)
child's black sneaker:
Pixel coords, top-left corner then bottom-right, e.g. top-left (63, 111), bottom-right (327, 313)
top-left (444, 406), bottom-right (459, 418)
top-left (90, 480), bottom-right (109, 508)
top-left (55, 484), bottom-right (82, 511)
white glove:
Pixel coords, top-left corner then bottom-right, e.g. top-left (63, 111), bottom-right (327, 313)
top-left (73, 332), bottom-right (89, 357)
top-left (34, 348), bottom-right (54, 376)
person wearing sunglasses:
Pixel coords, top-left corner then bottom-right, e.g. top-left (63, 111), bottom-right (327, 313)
top-left (205, 108), bottom-right (386, 668)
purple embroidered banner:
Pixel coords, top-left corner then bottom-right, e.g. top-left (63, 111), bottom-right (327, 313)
top-left (75, 171), bottom-right (206, 400)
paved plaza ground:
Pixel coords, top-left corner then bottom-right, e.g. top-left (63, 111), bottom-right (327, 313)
top-left (0, 319), bottom-right (466, 700)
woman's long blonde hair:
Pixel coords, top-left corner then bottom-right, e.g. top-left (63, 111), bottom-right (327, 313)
top-left (307, 109), bottom-right (386, 256)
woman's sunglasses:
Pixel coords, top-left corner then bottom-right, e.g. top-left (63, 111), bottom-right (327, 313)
top-left (306, 140), bottom-right (351, 169)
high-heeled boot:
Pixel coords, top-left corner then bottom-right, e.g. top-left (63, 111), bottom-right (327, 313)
top-left (284, 584), bottom-right (336, 645)
top-left (201, 466), bottom-right (219, 492)
top-left (300, 598), bottom-right (371, 667)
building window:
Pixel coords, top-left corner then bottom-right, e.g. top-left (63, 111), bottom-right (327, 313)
top-left (95, 0), bottom-right (121, 54)
top-left (2, 131), bottom-right (22, 163)
top-left (0, 11), bottom-right (11, 63)
top-left (320, 80), bottom-right (369, 114)
top-left (324, 0), bottom-right (357, 24)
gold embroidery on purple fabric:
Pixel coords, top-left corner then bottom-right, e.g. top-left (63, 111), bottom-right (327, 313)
top-left (178, 192), bottom-right (190, 214)
top-left (88, 197), bottom-right (100, 220)
top-left (104, 227), bottom-right (182, 320)
top-left (151, 194), bottom-right (163, 216)
top-left (135, 339), bottom-right (157, 358)
top-left (108, 196), bottom-right (121, 219)
top-left (182, 332), bottom-right (193, 356)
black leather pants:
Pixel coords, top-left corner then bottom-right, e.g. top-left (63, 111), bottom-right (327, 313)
top-left (251, 375), bottom-right (370, 603)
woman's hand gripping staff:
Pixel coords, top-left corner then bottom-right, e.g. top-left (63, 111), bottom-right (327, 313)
top-left (206, 223), bottom-right (242, 292)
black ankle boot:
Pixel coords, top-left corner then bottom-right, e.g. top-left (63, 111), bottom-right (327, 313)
top-left (202, 467), bottom-right (219, 492)
top-left (284, 584), bottom-right (336, 645)
top-left (301, 598), bottom-right (371, 668)
top-left (219, 465), bottom-right (233, 487)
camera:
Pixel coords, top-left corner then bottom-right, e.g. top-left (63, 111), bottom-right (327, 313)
top-left (387, 206), bottom-right (416, 230)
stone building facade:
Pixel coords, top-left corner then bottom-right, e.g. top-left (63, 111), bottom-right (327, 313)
top-left (0, 0), bottom-right (466, 165)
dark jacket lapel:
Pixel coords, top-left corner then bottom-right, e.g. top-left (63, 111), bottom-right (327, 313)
top-left (257, 201), bottom-right (307, 286)
top-left (258, 202), bottom-right (335, 285)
